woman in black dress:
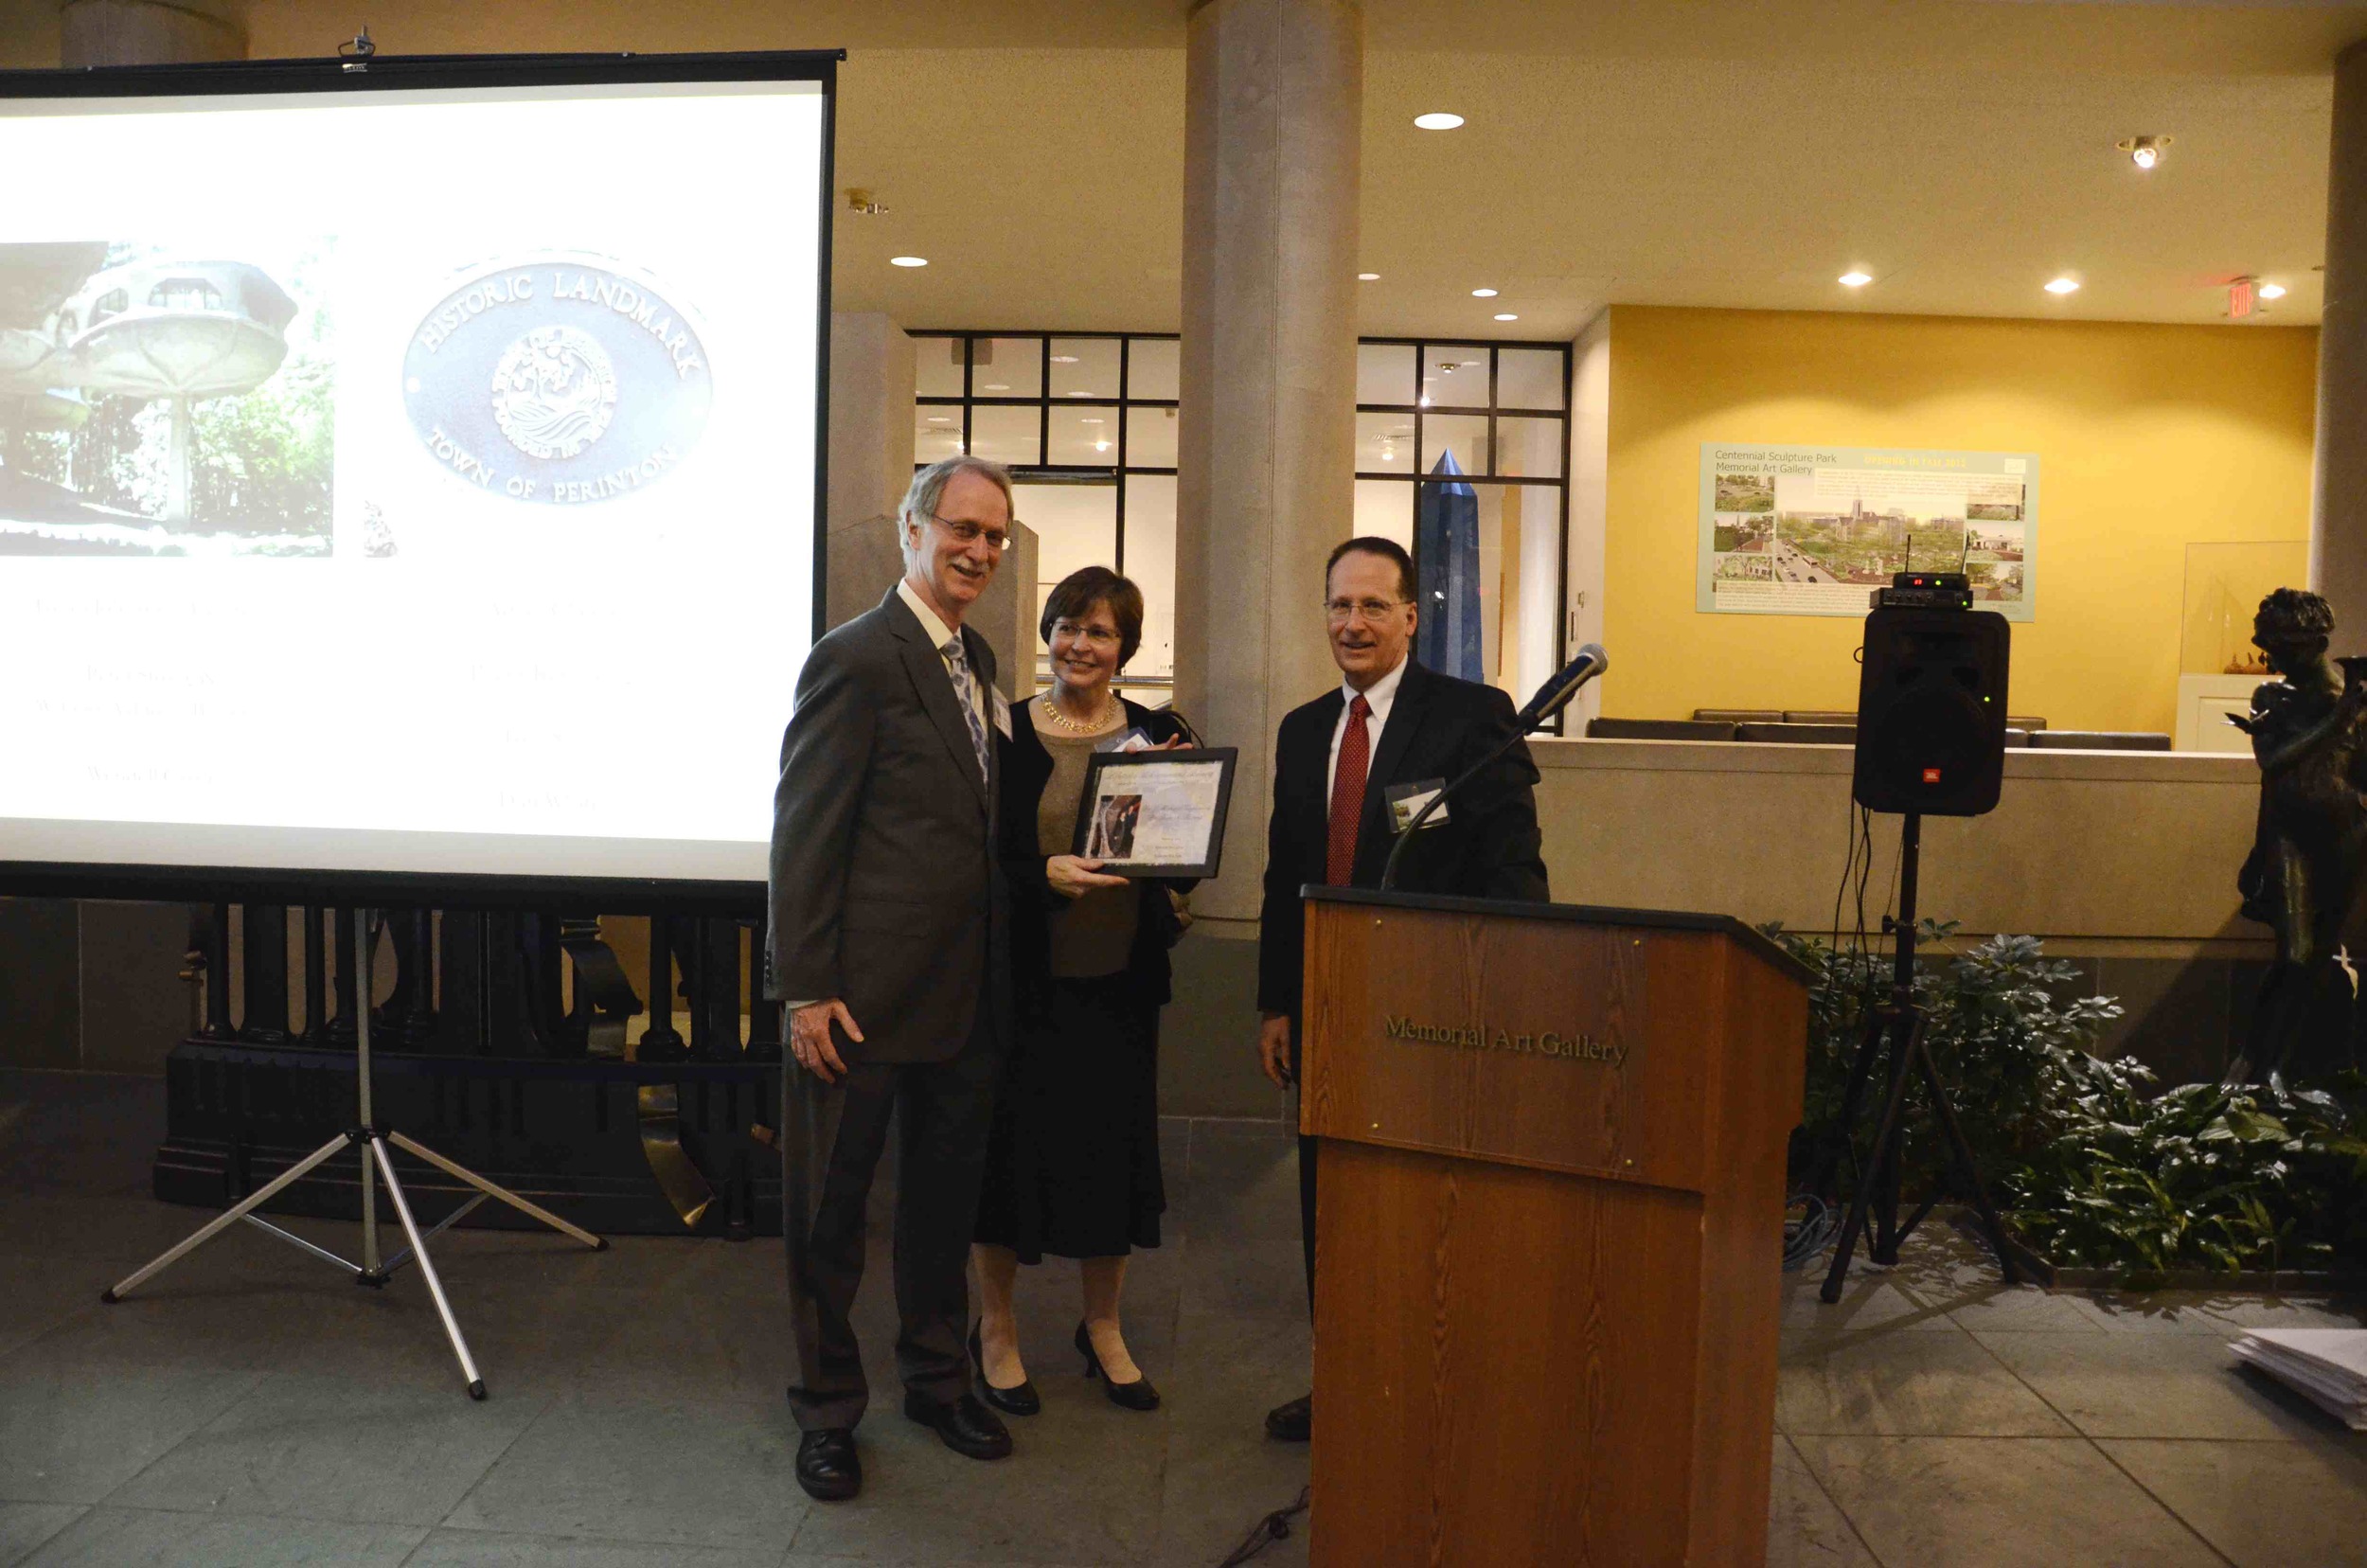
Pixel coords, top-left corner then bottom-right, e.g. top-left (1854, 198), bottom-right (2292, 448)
top-left (970, 566), bottom-right (1189, 1415)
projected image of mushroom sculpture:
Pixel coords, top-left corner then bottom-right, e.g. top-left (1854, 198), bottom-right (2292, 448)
top-left (44, 259), bottom-right (298, 520)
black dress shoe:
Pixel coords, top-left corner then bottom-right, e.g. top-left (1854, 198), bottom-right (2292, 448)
top-left (1265, 1392), bottom-right (1310, 1442)
top-left (902, 1389), bottom-right (1013, 1459)
top-left (795, 1428), bottom-right (862, 1501)
top-left (1076, 1321), bottom-right (1161, 1411)
top-left (969, 1321), bottom-right (1041, 1417)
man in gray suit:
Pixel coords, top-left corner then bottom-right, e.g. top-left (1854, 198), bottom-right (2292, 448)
top-left (769, 454), bottom-right (1016, 1502)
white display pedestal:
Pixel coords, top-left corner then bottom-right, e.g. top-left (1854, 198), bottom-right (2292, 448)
top-left (2176, 672), bottom-right (2261, 753)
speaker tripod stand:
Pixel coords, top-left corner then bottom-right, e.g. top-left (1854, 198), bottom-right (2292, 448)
top-left (1817, 812), bottom-right (2021, 1303)
top-left (101, 908), bottom-right (607, 1398)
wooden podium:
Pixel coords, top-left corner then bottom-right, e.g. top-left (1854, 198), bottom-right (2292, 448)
top-left (1299, 887), bottom-right (1812, 1567)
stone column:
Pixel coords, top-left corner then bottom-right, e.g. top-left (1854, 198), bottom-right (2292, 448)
top-left (1175, 0), bottom-right (1361, 928)
top-left (2314, 38), bottom-right (2367, 635)
top-left (60, 0), bottom-right (242, 66)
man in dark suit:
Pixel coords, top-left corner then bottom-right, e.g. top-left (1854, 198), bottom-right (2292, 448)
top-left (1255, 535), bottom-right (1549, 1442)
top-left (768, 454), bottom-right (1018, 1501)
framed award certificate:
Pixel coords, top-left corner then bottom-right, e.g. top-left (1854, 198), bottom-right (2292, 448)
top-left (1070, 747), bottom-right (1238, 878)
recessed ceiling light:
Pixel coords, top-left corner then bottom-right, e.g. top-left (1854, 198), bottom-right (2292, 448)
top-left (2117, 134), bottom-right (2169, 171)
top-left (1358, 272), bottom-right (1380, 281)
top-left (1080, 417), bottom-right (1105, 424)
top-left (926, 416), bottom-right (952, 423)
top-left (983, 382), bottom-right (1010, 390)
top-left (1839, 271), bottom-right (1873, 288)
top-left (2259, 281), bottom-right (2288, 300)
top-left (1050, 354), bottom-right (1079, 364)
top-left (1493, 312), bottom-right (1519, 322)
top-left (2044, 276), bottom-right (2081, 295)
top-left (1068, 390), bottom-right (1093, 397)
top-left (1414, 113), bottom-right (1464, 131)
top-left (889, 256), bottom-right (928, 268)
top-left (1471, 288), bottom-right (1499, 298)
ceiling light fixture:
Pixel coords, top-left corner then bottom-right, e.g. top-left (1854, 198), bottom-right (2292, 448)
top-left (984, 382), bottom-right (1010, 390)
top-left (1358, 272), bottom-right (1380, 281)
top-left (889, 256), bottom-right (928, 268)
top-left (2044, 276), bottom-right (2081, 295)
top-left (1471, 288), bottom-right (1499, 298)
top-left (2259, 281), bottom-right (2288, 300)
top-left (1050, 354), bottom-right (1079, 364)
top-left (1839, 271), bottom-right (1873, 288)
top-left (2117, 134), bottom-right (2170, 171)
top-left (1493, 312), bottom-right (1519, 322)
top-left (1414, 113), bottom-right (1464, 131)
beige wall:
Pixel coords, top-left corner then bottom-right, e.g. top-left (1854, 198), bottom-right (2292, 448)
top-left (1538, 738), bottom-right (2263, 953)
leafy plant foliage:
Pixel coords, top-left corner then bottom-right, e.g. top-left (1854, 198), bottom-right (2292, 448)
top-left (1773, 922), bottom-right (2367, 1277)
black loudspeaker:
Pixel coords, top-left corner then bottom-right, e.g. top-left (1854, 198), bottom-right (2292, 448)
top-left (1852, 606), bottom-right (2011, 816)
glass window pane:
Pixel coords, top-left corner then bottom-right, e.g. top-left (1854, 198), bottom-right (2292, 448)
top-left (1357, 343), bottom-right (1417, 405)
top-left (915, 335), bottom-right (966, 397)
top-left (973, 336), bottom-right (1042, 398)
top-left (1127, 404), bottom-right (1180, 468)
top-left (1127, 337), bottom-right (1180, 401)
top-left (1016, 481), bottom-right (1119, 687)
top-left (1424, 414), bottom-right (1490, 475)
top-left (970, 405), bottom-right (1041, 466)
top-left (1496, 416), bottom-right (1563, 479)
top-left (1353, 478), bottom-right (1415, 550)
top-left (1046, 403), bottom-right (1120, 466)
top-left (1357, 411), bottom-right (1415, 473)
top-left (915, 404), bottom-right (965, 466)
top-left (1497, 347), bottom-right (1565, 411)
top-left (1421, 345), bottom-right (1489, 409)
top-left (1122, 473), bottom-right (1177, 681)
top-left (1050, 338), bottom-right (1121, 400)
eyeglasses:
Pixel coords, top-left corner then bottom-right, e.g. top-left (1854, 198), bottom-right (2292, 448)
top-left (1051, 619), bottom-right (1122, 649)
top-left (1325, 597), bottom-right (1411, 623)
top-left (926, 513), bottom-right (1013, 552)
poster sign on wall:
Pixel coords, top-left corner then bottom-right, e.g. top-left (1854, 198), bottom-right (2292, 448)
top-left (1698, 443), bottom-right (2038, 621)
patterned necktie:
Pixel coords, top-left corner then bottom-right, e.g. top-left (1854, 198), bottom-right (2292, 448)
top-left (941, 635), bottom-right (990, 785)
top-left (1326, 693), bottom-right (1372, 885)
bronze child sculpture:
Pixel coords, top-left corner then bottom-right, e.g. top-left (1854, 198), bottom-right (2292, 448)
top-left (2229, 587), bottom-right (2367, 1081)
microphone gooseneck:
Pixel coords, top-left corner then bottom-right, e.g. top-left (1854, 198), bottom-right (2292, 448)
top-left (1379, 646), bottom-right (1609, 892)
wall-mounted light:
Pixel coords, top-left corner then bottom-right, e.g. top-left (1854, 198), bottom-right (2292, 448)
top-left (2116, 134), bottom-right (2169, 171)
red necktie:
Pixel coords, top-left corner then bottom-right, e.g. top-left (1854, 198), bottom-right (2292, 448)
top-left (1326, 694), bottom-right (1372, 885)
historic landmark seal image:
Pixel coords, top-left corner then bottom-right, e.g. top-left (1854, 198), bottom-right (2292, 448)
top-left (402, 256), bottom-right (712, 506)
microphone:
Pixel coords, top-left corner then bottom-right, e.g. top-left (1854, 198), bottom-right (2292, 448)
top-left (1515, 644), bottom-right (1608, 730)
top-left (1380, 644), bottom-right (1608, 891)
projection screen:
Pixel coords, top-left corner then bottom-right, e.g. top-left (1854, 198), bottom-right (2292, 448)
top-left (0, 53), bottom-right (832, 904)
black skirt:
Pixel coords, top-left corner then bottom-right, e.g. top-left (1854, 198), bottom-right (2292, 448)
top-left (973, 971), bottom-right (1166, 1263)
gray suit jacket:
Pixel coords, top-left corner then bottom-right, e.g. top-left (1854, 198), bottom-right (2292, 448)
top-left (765, 586), bottom-right (1006, 1063)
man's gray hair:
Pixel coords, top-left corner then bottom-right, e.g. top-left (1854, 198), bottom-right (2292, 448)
top-left (899, 455), bottom-right (1015, 537)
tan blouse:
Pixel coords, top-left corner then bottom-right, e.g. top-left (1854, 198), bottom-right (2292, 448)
top-left (1035, 696), bottom-right (1141, 978)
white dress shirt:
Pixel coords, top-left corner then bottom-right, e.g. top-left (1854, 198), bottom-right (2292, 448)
top-left (1326, 652), bottom-right (1409, 799)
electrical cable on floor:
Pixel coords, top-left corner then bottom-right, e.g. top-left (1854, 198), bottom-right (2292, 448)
top-left (1783, 1192), bottom-right (1839, 1271)
top-left (1218, 1486), bottom-right (1310, 1566)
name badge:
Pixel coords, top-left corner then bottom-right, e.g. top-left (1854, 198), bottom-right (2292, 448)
top-left (1386, 777), bottom-right (1450, 834)
top-left (991, 701), bottom-right (1014, 740)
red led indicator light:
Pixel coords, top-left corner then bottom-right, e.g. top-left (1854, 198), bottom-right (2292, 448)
top-left (1921, 767), bottom-right (1942, 784)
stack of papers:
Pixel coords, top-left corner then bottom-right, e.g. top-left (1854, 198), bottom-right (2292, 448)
top-left (2229, 1328), bottom-right (2367, 1430)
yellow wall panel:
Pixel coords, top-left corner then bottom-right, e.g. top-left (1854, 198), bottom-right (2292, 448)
top-left (1600, 306), bottom-right (2319, 735)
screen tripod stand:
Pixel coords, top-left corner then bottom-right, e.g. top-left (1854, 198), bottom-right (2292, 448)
top-left (1816, 812), bottom-right (2022, 1303)
top-left (100, 908), bottom-right (607, 1398)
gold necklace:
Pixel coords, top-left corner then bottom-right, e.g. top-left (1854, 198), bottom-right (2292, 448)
top-left (1041, 691), bottom-right (1114, 733)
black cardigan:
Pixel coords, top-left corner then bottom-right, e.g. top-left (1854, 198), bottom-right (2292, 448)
top-left (1000, 695), bottom-right (1196, 1025)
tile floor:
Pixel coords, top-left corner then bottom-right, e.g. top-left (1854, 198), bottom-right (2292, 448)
top-left (2, 1068), bottom-right (2362, 1566)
